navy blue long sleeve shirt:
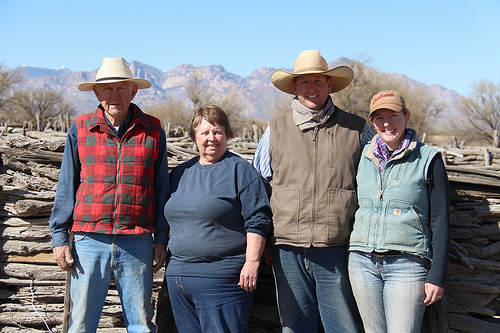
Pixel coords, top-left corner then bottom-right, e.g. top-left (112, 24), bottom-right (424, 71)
top-left (164, 151), bottom-right (272, 278)
top-left (49, 107), bottom-right (170, 247)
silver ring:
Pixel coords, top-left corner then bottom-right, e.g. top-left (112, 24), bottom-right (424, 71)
top-left (437, 296), bottom-right (442, 298)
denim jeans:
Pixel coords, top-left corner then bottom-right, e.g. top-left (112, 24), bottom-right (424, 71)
top-left (271, 245), bottom-right (359, 333)
top-left (348, 251), bottom-right (429, 333)
top-left (166, 275), bottom-right (253, 333)
top-left (70, 232), bottom-right (156, 333)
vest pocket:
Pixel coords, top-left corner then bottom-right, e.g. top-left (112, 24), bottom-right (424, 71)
top-left (383, 199), bottom-right (427, 249)
top-left (350, 198), bottom-right (373, 244)
top-left (271, 188), bottom-right (299, 242)
top-left (327, 188), bottom-right (357, 242)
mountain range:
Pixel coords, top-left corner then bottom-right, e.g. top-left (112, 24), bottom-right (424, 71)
top-left (15, 59), bottom-right (461, 122)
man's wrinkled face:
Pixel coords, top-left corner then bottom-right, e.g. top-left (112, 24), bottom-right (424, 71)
top-left (292, 74), bottom-right (333, 110)
top-left (93, 81), bottom-right (137, 125)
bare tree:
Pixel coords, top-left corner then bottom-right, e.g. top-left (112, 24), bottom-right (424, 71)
top-left (186, 70), bottom-right (214, 111)
top-left (332, 59), bottom-right (444, 137)
top-left (0, 64), bottom-right (24, 117)
top-left (214, 88), bottom-right (245, 134)
top-left (391, 84), bottom-right (445, 136)
top-left (332, 58), bottom-right (387, 119)
top-left (271, 93), bottom-right (293, 117)
top-left (456, 79), bottom-right (500, 145)
top-left (145, 97), bottom-right (191, 136)
top-left (9, 88), bottom-right (68, 130)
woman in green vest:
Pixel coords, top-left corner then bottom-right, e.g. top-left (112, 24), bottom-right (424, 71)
top-left (348, 90), bottom-right (450, 333)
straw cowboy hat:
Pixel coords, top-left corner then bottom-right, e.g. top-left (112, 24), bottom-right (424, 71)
top-left (271, 50), bottom-right (354, 95)
top-left (78, 57), bottom-right (152, 91)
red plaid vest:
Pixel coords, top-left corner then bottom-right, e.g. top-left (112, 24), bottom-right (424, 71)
top-left (72, 104), bottom-right (162, 235)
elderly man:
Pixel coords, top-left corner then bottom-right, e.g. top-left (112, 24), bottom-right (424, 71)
top-left (253, 50), bottom-right (373, 333)
top-left (49, 57), bottom-right (169, 332)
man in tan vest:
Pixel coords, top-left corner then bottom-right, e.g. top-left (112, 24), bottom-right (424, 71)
top-left (253, 50), bottom-right (373, 332)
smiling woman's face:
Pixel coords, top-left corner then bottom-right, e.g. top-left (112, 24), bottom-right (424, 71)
top-left (370, 108), bottom-right (410, 150)
top-left (195, 118), bottom-right (227, 165)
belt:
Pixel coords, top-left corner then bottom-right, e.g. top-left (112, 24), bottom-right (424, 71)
top-left (371, 250), bottom-right (404, 257)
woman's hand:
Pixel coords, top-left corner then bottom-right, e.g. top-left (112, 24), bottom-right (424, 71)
top-left (238, 233), bottom-right (267, 292)
top-left (424, 282), bottom-right (444, 306)
top-left (239, 260), bottom-right (260, 292)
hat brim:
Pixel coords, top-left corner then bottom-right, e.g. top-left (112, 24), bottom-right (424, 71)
top-left (369, 103), bottom-right (406, 116)
top-left (271, 65), bottom-right (354, 95)
top-left (78, 78), bottom-right (152, 91)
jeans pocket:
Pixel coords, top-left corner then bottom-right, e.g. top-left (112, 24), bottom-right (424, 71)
top-left (402, 254), bottom-right (430, 269)
top-left (73, 232), bottom-right (87, 243)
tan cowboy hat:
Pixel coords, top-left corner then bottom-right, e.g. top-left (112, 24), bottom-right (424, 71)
top-left (78, 57), bottom-right (152, 91)
top-left (271, 50), bottom-right (354, 95)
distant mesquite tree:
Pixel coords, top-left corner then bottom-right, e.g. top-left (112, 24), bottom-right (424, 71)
top-left (10, 88), bottom-right (74, 130)
top-left (457, 79), bottom-right (500, 146)
top-left (0, 64), bottom-right (24, 118)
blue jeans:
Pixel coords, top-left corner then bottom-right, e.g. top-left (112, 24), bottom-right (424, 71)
top-left (348, 251), bottom-right (429, 333)
top-left (70, 232), bottom-right (155, 333)
top-left (166, 275), bottom-right (253, 333)
top-left (271, 245), bottom-right (359, 333)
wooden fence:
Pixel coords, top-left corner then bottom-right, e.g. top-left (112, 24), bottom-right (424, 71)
top-left (1, 129), bottom-right (499, 332)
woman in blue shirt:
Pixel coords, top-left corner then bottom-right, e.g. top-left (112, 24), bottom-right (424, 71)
top-left (163, 105), bottom-right (272, 333)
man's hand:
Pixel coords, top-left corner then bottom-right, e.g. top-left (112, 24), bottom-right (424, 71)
top-left (53, 245), bottom-right (74, 272)
top-left (153, 244), bottom-right (167, 273)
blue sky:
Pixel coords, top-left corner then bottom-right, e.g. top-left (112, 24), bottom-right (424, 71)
top-left (1, 0), bottom-right (499, 97)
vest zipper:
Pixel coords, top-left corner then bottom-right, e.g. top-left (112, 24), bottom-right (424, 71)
top-left (373, 165), bottom-right (392, 248)
top-left (112, 137), bottom-right (122, 233)
top-left (310, 126), bottom-right (320, 243)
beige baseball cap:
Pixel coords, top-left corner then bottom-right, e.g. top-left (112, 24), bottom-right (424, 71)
top-left (369, 90), bottom-right (408, 116)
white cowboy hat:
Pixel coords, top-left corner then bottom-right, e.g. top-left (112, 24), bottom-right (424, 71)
top-left (271, 50), bottom-right (353, 95)
top-left (78, 57), bottom-right (152, 91)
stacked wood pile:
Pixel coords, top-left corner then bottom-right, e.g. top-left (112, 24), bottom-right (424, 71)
top-left (1, 129), bottom-right (499, 332)
top-left (443, 153), bottom-right (500, 333)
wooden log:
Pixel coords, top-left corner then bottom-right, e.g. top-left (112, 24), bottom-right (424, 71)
top-left (450, 222), bottom-right (500, 239)
top-left (0, 146), bottom-right (63, 164)
top-left (449, 211), bottom-right (480, 227)
top-left (1, 225), bottom-right (52, 240)
top-left (0, 171), bottom-right (57, 193)
top-left (0, 310), bottom-right (61, 327)
top-left (463, 240), bottom-right (500, 257)
top-left (2, 253), bottom-right (55, 264)
top-left (445, 290), bottom-right (497, 308)
top-left (10, 285), bottom-right (65, 303)
top-left (26, 161), bottom-right (60, 181)
top-left (447, 313), bottom-right (500, 333)
top-left (0, 186), bottom-right (56, 201)
top-left (0, 303), bottom-right (63, 313)
top-left (0, 327), bottom-right (60, 333)
top-left (446, 302), bottom-right (496, 316)
top-left (468, 257), bottom-right (500, 270)
top-left (0, 263), bottom-right (66, 280)
top-left (0, 154), bottom-right (30, 174)
top-left (445, 281), bottom-right (500, 294)
top-left (475, 203), bottom-right (500, 217)
top-left (0, 278), bottom-right (65, 286)
top-left (1, 239), bottom-right (52, 255)
top-left (448, 240), bottom-right (474, 270)
top-left (1, 199), bottom-right (54, 217)
top-left (0, 217), bottom-right (50, 226)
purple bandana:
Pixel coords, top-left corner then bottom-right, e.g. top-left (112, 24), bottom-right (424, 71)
top-left (373, 129), bottom-right (415, 173)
